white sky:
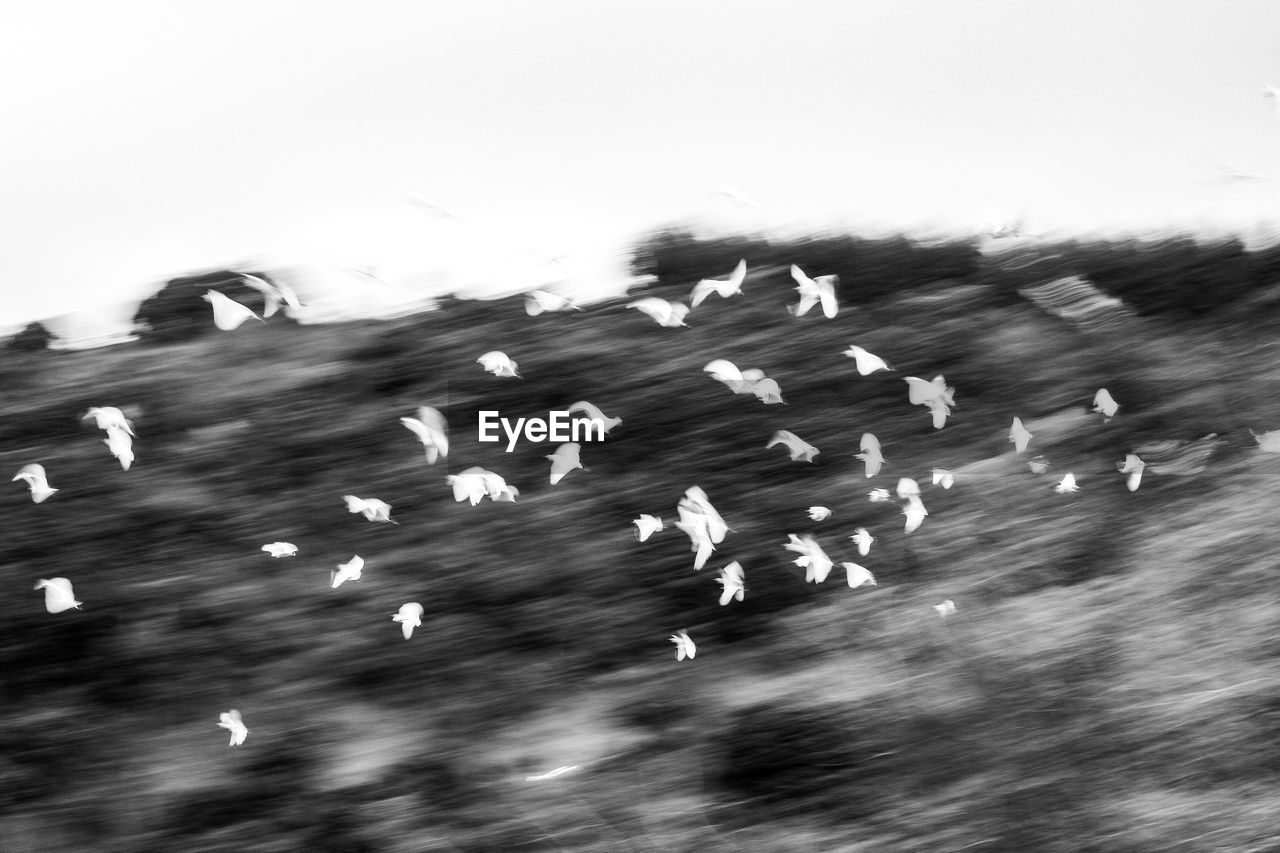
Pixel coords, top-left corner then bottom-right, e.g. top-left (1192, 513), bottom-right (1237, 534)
top-left (2, 0), bottom-right (1279, 330)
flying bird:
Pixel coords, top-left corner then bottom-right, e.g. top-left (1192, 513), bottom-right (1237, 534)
top-left (675, 506), bottom-right (716, 570)
top-left (842, 562), bottom-right (876, 589)
top-left (1092, 389), bottom-right (1119, 421)
top-left (400, 406), bottom-right (449, 464)
top-left (905, 376), bottom-right (956, 408)
top-left (262, 542), bottom-right (298, 558)
top-left (856, 433), bottom-right (885, 478)
top-left (784, 533), bottom-right (834, 583)
top-left (716, 561), bottom-right (745, 605)
top-left (690, 260), bottom-right (747, 308)
top-left (680, 486), bottom-right (729, 544)
top-left (447, 467), bottom-right (491, 506)
top-left (567, 401), bottom-right (622, 434)
top-left (239, 273), bottom-right (302, 318)
top-left (1028, 456), bottom-right (1051, 474)
top-left (626, 297), bottom-right (690, 327)
top-left (13, 463), bottom-right (58, 503)
top-left (524, 289), bottom-right (581, 316)
top-left (850, 528), bottom-right (874, 557)
top-left (749, 377), bottom-right (785, 405)
top-left (392, 602), bottom-right (425, 640)
top-left (903, 496), bottom-right (928, 533)
top-left (632, 514), bottom-right (665, 542)
top-left (203, 290), bottom-right (266, 331)
top-left (547, 442), bottom-right (586, 485)
top-left (932, 468), bottom-right (954, 489)
top-left (766, 430), bottom-right (820, 462)
top-left (1054, 473), bottom-right (1079, 494)
top-left (330, 555), bottom-right (365, 589)
top-left (868, 488), bottom-right (891, 502)
top-left (82, 406), bottom-right (134, 435)
top-left (1009, 417), bottom-right (1033, 453)
top-left (788, 265), bottom-right (838, 318)
top-left (896, 478), bottom-right (921, 500)
top-left (525, 765), bottom-right (582, 782)
top-left (343, 495), bottom-right (397, 524)
top-left (843, 345), bottom-right (892, 376)
top-left (1118, 453), bottom-right (1145, 491)
top-left (807, 506), bottom-right (832, 521)
top-left (34, 578), bottom-right (82, 613)
top-left (1263, 84), bottom-right (1280, 117)
top-left (671, 630), bottom-right (696, 661)
top-left (218, 710), bottom-right (249, 746)
top-left (103, 426), bottom-right (134, 470)
top-left (477, 351), bottom-right (520, 378)
top-left (935, 600), bottom-right (956, 618)
top-left (1250, 429), bottom-right (1280, 453)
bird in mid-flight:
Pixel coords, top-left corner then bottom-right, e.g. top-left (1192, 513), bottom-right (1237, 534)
top-left (690, 260), bottom-right (747, 308)
top-left (671, 630), bottom-right (696, 661)
top-left (204, 290), bottom-right (266, 331)
top-left (34, 577), bottom-right (82, 613)
top-left (13, 464), bottom-right (58, 503)
top-left (392, 603), bottom-right (425, 639)
top-left (262, 542), bottom-right (298, 558)
top-left (766, 430), bottom-right (820, 462)
top-left (218, 709), bottom-right (249, 746)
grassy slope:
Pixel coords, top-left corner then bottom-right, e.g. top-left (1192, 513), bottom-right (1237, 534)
top-left (2, 247), bottom-right (1279, 852)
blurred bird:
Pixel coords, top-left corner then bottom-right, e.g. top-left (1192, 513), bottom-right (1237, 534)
top-left (477, 351), bottom-right (520, 378)
top-left (1118, 453), bottom-right (1145, 491)
top-left (524, 290), bottom-right (581, 316)
top-left (330, 556), bottom-right (364, 589)
top-left (903, 496), bottom-right (928, 533)
top-left (807, 506), bottom-right (832, 521)
top-left (932, 468), bottom-right (955, 489)
top-left (868, 488), bottom-right (891, 502)
top-left (905, 376), bottom-right (956, 408)
top-left (935, 600), bottom-right (956, 618)
top-left (526, 765), bottom-right (581, 782)
top-left (842, 562), bottom-right (876, 589)
top-left (203, 290), bottom-right (266, 331)
top-left (1028, 456), bottom-right (1051, 474)
top-left (262, 542), bottom-right (298, 557)
top-left (240, 273), bottom-right (302, 318)
top-left (547, 442), bottom-right (586, 485)
top-left (1250, 429), bottom-right (1280, 453)
top-left (1054, 473), bottom-right (1079, 494)
top-left (767, 430), bottom-right (820, 462)
top-left (1092, 389), bottom-right (1119, 422)
top-left (716, 561), bottom-right (746, 605)
top-left (703, 359), bottom-right (746, 393)
top-left (1009, 417), bottom-right (1033, 453)
top-left (749, 377), bottom-right (785, 405)
top-left (856, 433), bottom-right (885, 478)
top-left (784, 533), bottom-right (834, 583)
top-left (447, 468), bottom-right (488, 505)
top-left (850, 527), bottom-right (874, 557)
top-left (482, 471), bottom-right (520, 503)
top-left (392, 602), bottom-right (425, 640)
top-left (924, 398), bottom-right (951, 429)
top-left (343, 495), bottom-right (397, 524)
top-left (34, 577), bottom-right (82, 613)
top-left (626, 297), bottom-right (690, 328)
top-left (633, 514), bottom-right (665, 542)
top-left (675, 506), bottom-right (716, 570)
top-left (103, 426), bottom-right (134, 470)
top-left (690, 260), bottom-right (747, 308)
top-left (1263, 84), bottom-right (1280, 117)
top-left (218, 710), bottom-right (249, 746)
top-left (896, 478), bottom-right (921, 500)
top-left (400, 406), bottom-right (449, 464)
top-left (843, 345), bottom-right (892, 376)
top-left (680, 486), bottom-right (729, 544)
top-left (788, 265), bottom-right (838, 318)
top-left (567, 401), bottom-right (622, 434)
top-left (13, 463), bottom-right (57, 503)
top-left (711, 186), bottom-right (766, 212)
top-left (671, 630), bottom-right (696, 661)
top-left (82, 406), bottom-right (134, 435)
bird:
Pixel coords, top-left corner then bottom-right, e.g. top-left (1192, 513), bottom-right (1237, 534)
top-left (447, 467), bottom-right (492, 506)
top-left (82, 406), bottom-right (134, 435)
top-left (1118, 453), bottom-right (1145, 491)
top-left (218, 710), bottom-right (249, 746)
top-left (1092, 389), bottom-right (1119, 422)
top-left (842, 562), bottom-right (876, 589)
top-left (524, 289), bottom-right (581, 316)
top-left (935, 600), bottom-right (956, 618)
top-left (239, 273), bottom-right (302, 318)
top-left (1028, 455), bottom-right (1051, 474)
top-left (1009, 417), bottom-right (1033, 454)
top-left (896, 478), bottom-right (921, 500)
top-left (903, 496), bottom-right (928, 534)
top-left (703, 359), bottom-right (747, 393)
top-left (675, 506), bottom-right (717, 571)
top-left (766, 430), bottom-right (820, 462)
top-left (807, 506), bottom-right (832, 521)
top-left (392, 602), bottom-right (425, 640)
top-left (480, 470), bottom-right (519, 502)
top-left (1264, 84), bottom-right (1280, 117)
top-left (1250, 429), bottom-right (1280, 453)
top-left (690, 260), bottom-right (747, 308)
top-left (749, 377), bottom-right (785, 405)
top-left (924, 398), bottom-right (951, 429)
top-left (34, 578), bottom-right (82, 613)
top-left (343, 495), bottom-right (397, 524)
top-left (671, 630), bottom-right (696, 661)
top-left (203, 290), bottom-right (266, 331)
top-left (477, 351), bottom-right (520, 378)
top-left (868, 488), bottom-right (891, 502)
top-left (856, 433), bottom-right (885, 478)
top-left (1054, 473), bottom-right (1079, 494)
top-left (905, 376), bottom-right (956, 408)
top-left (680, 486), bottom-right (730, 544)
top-left (716, 561), bottom-right (745, 605)
top-left (525, 765), bottom-right (582, 782)
top-left (932, 468), bottom-right (954, 489)
top-left (788, 265), bottom-right (838, 318)
top-left (330, 555), bottom-right (365, 589)
top-left (843, 345), bottom-right (892, 376)
top-left (103, 426), bottom-right (134, 470)
top-left (261, 542), bottom-right (298, 558)
top-left (626, 298), bottom-right (690, 328)
top-left (784, 533), bottom-right (834, 583)
top-left (632, 514), bottom-right (665, 542)
top-left (850, 528), bottom-right (874, 557)
top-left (547, 442), bottom-right (586, 485)
top-left (13, 463), bottom-right (58, 503)
top-left (400, 407), bottom-right (449, 464)
top-left (567, 401), bottom-right (622, 434)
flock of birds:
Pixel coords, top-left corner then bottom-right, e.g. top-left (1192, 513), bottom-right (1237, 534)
top-left (14, 245), bottom-right (1280, 761)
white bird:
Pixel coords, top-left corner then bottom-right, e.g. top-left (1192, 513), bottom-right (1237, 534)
top-left (1028, 456), bottom-right (1051, 474)
top-left (626, 298), bottom-right (690, 328)
top-left (932, 468), bottom-right (954, 489)
top-left (749, 377), bottom-right (785, 405)
top-left (392, 602), bottom-right (425, 640)
top-left (524, 290), bottom-right (581, 316)
top-left (675, 506), bottom-right (716, 571)
top-left (924, 398), bottom-right (951, 430)
top-left (767, 430), bottom-right (820, 462)
top-left (525, 765), bottom-right (582, 782)
top-left (330, 556), bottom-right (364, 589)
top-left (633, 514), bottom-right (665, 542)
top-left (842, 562), bottom-right (876, 589)
top-left (1264, 83), bottom-right (1280, 117)
top-left (671, 630), bottom-right (696, 661)
top-left (103, 426), bottom-right (134, 470)
top-left (203, 290), bottom-right (266, 331)
top-left (400, 406), bottom-right (449, 464)
top-left (240, 273), bottom-right (302, 318)
top-left (856, 433), bottom-right (884, 478)
top-left (34, 577), bottom-right (82, 613)
top-left (788, 265), bottom-right (838, 318)
top-left (218, 709), bottom-right (249, 746)
top-left (903, 496), bottom-right (928, 534)
top-left (1092, 389), bottom-right (1119, 422)
top-left (1009, 417), bottom-right (1033, 454)
top-left (343, 495), bottom-right (397, 524)
top-left (690, 260), bottom-right (746, 308)
top-left (935, 600), bottom-right (956, 618)
top-left (716, 561), bottom-right (746, 605)
top-left (680, 486), bottom-right (729, 544)
top-left (1250, 429), bottom-right (1280, 453)
top-left (868, 488), bottom-right (891, 503)
top-left (784, 533), bottom-right (834, 583)
top-left (807, 506), bottom-right (832, 521)
top-left (896, 478), bottom-right (921, 500)
top-left (567, 401), bottom-right (622, 434)
top-left (477, 351), bottom-right (520, 378)
top-left (13, 463), bottom-right (58, 503)
top-left (82, 406), bottom-right (134, 435)
top-left (1118, 453), bottom-right (1145, 492)
top-left (261, 542), bottom-right (298, 558)
top-left (850, 528), bottom-right (874, 557)
top-left (703, 359), bottom-right (747, 393)
top-left (843, 345), bottom-right (892, 376)
top-left (905, 376), bottom-right (955, 408)
top-left (1054, 473), bottom-right (1078, 494)
top-left (447, 467), bottom-right (491, 506)
top-left (547, 442), bottom-right (586, 485)
top-left (481, 471), bottom-right (519, 503)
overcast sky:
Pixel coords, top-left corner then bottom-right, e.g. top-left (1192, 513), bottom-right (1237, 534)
top-left (2, 0), bottom-right (1278, 330)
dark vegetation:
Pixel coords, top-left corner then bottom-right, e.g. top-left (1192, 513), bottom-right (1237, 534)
top-left (2, 228), bottom-right (1280, 851)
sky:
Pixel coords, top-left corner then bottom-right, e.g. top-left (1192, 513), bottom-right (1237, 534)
top-left (2, 0), bottom-right (1278, 335)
